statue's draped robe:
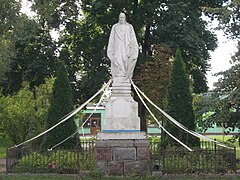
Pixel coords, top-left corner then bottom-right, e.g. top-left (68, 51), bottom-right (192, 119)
top-left (107, 23), bottom-right (139, 79)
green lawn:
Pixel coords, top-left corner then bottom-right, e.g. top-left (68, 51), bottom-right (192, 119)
top-left (206, 135), bottom-right (239, 146)
top-left (0, 175), bottom-right (240, 180)
top-left (205, 135), bottom-right (240, 158)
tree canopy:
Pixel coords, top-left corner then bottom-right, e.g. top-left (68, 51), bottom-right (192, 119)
top-left (0, 0), bottom-right (21, 80)
top-left (0, 14), bottom-right (56, 95)
top-left (204, 0), bottom-right (240, 143)
top-left (60, 0), bottom-right (221, 96)
top-left (1, 0), bottom-right (227, 101)
top-left (0, 0), bottom-right (238, 147)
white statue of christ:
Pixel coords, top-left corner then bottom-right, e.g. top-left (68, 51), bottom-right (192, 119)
top-left (107, 13), bottom-right (139, 81)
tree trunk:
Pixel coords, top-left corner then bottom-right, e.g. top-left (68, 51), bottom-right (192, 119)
top-left (142, 24), bottom-right (151, 56)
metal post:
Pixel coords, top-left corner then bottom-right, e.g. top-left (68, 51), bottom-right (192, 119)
top-left (5, 147), bottom-right (8, 174)
top-left (233, 147), bottom-right (237, 174)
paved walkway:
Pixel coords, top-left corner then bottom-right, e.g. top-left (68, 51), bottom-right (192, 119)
top-left (0, 159), bottom-right (6, 173)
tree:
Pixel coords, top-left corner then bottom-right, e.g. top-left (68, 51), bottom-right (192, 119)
top-left (134, 44), bottom-right (172, 131)
top-left (80, 0), bottom-right (224, 92)
top-left (203, 0), bottom-right (240, 144)
top-left (37, 0), bottom-right (222, 105)
top-left (0, 15), bottom-right (56, 95)
top-left (0, 37), bottom-right (15, 80)
top-left (193, 92), bottom-right (231, 134)
top-left (0, 0), bottom-right (21, 80)
top-left (206, 0), bottom-right (240, 39)
top-left (41, 61), bottom-right (77, 148)
top-left (0, 80), bottom-right (52, 145)
top-left (193, 82), bottom-right (240, 144)
top-left (192, 32), bottom-right (240, 141)
top-left (30, 0), bottom-right (81, 29)
top-left (215, 64), bottom-right (240, 143)
top-left (164, 48), bottom-right (199, 147)
top-left (135, 44), bottom-right (172, 109)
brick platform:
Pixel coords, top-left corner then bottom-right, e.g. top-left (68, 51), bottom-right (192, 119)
top-left (94, 139), bottom-right (150, 176)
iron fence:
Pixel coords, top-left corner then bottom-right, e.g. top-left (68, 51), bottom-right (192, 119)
top-left (150, 140), bottom-right (237, 175)
top-left (6, 140), bottom-right (95, 174)
top-left (6, 139), bottom-right (237, 175)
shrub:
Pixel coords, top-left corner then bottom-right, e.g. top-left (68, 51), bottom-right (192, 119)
top-left (151, 147), bottom-right (233, 174)
top-left (11, 149), bottom-right (95, 173)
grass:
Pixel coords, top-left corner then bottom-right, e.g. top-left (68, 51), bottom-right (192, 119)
top-left (0, 147), bottom-right (5, 159)
top-left (205, 135), bottom-right (240, 158)
top-left (0, 175), bottom-right (240, 180)
top-left (206, 135), bottom-right (239, 146)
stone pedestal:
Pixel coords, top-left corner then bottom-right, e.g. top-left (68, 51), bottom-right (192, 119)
top-left (102, 79), bottom-right (140, 133)
top-left (94, 139), bottom-right (150, 176)
top-left (94, 77), bottom-right (150, 176)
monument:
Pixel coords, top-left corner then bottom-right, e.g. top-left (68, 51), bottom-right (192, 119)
top-left (94, 13), bottom-right (150, 176)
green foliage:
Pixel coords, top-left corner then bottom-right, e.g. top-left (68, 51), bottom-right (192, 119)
top-left (11, 149), bottom-right (95, 173)
top-left (0, 0), bottom-right (223, 103)
top-left (193, 93), bottom-right (233, 133)
top-left (42, 62), bottom-right (77, 148)
top-left (59, 20), bottom-right (110, 102)
top-left (0, 136), bottom-right (11, 158)
top-left (148, 136), bottom-right (161, 143)
top-left (135, 44), bottom-right (173, 126)
top-left (0, 1), bottom-right (56, 93)
top-left (151, 143), bottom-right (234, 175)
top-left (207, 0), bottom-right (240, 39)
top-left (0, 14), bottom-right (56, 95)
top-left (193, 45), bottom-right (240, 143)
top-left (164, 48), bottom-right (199, 147)
top-left (0, 36), bottom-right (15, 80)
top-left (0, 81), bottom-right (51, 145)
top-left (31, 0), bottom-right (81, 29)
top-left (55, 0), bottom-right (221, 104)
top-left (152, 148), bottom-right (231, 174)
top-left (0, 0), bottom-right (20, 80)
top-left (214, 35), bottom-right (240, 144)
top-left (0, 0), bottom-right (20, 34)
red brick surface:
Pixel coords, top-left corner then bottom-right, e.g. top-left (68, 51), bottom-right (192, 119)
top-left (124, 161), bottom-right (150, 175)
top-left (94, 148), bottom-right (112, 161)
top-left (134, 140), bottom-right (150, 147)
top-left (108, 161), bottom-right (124, 176)
top-left (137, 147), bottom-right (150, 160)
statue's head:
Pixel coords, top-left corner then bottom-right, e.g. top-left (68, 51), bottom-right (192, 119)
top-left (119, 12), bottom-right (126, 24)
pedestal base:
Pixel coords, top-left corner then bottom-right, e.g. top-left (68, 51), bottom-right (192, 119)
top-left (94, 139), bottom-right (151, 176)
top-left (103, 96), bottom-right (140, 131)
top-left (103, 79), bottom-right (140, 132)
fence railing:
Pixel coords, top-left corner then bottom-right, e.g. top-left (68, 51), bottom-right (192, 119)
top-left (6, 139), bottom-right (237, 175)
top-left (150, 140), bottom-right (237, 175)
top-left (6, 140), bottom-right (95, 174)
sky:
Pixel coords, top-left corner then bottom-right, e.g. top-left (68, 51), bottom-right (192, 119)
top-left (20, 0), bottom-right (238, 90)
top-left (206, 19), bottom-right (238, 89)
